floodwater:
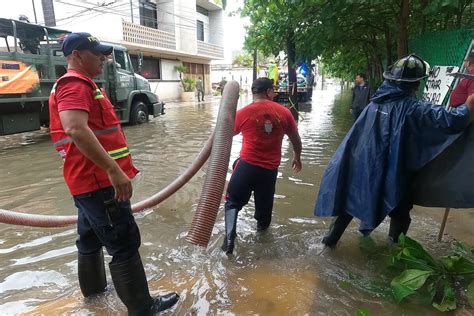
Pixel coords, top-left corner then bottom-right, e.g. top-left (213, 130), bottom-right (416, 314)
top-left (0, 85), bottom-right (473, 315)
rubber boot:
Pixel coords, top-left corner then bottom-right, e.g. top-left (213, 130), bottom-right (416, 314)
top-left (322, 213), bottom-right (353, 248)
top-left (221, 208), bottom-right (238, 254)
top-left (388, 216), bottom-right (412, 243)
top-left (78, 250), bottom-right (107, 297)
top-left (256, 219), bottom-right (271, 232)
top-left (110, 253), bottom-right (179, 315)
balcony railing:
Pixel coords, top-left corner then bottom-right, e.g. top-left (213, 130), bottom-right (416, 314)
top-left (122, 20), bottom-right (176, 50)
top-left (197, 40), bottom-right (224, 59)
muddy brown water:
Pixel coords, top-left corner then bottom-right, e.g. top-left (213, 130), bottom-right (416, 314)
top-left (0, 86), bottom-right (473, 315)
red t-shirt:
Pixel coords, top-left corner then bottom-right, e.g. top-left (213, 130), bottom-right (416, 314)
top-left (449, 68), bottom-right (474, 107)
top-left (54, 73), bottom-right (138, 195)
top-left (234, 99), bottom-right (298, 170)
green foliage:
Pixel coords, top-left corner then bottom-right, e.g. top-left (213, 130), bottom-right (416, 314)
top-left (182, 77), bottom-right (196, 92)
top-left (355, 308), bottom-right (373, 316)
top-left (390, 234), bottom-right (474, 312)
top-left (391, 269), bottom-right (434, 302)
top-left (174, 65), bottom-right (195, 92)
top-left (242, 0), bottom-right (474, 84)
top-left (232, 52), bottom-right (253, 67)
top-left (467, 281), bottom-right (474, 306)
top-left (175, 65), bottom-right (187, 77)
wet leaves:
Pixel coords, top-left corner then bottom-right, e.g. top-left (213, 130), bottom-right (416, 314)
top-left (389, 234), bottom-right (474, 312)
top-left (355, 308), bottom-right (373, 316)
top-left (391, 269), bottom-right (434, 303)
top-left (467, 281), bottom-right (474, 306)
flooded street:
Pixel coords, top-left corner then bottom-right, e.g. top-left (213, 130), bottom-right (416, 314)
top-left (0, 86), bottom-right (473, 315)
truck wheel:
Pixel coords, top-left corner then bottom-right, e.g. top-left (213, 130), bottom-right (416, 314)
top-left (130, 101), bottom-right (149, 125)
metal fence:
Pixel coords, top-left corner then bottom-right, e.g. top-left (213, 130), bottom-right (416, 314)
top-left (409, 28), bottom-right (473, 68)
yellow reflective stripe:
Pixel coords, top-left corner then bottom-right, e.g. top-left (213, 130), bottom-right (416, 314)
top-left (53, 126), bottom-right (120, 148)
top-left (108, 147), bottom-right (130, 159)
top-left (94, 88), bottom-right (105, 99)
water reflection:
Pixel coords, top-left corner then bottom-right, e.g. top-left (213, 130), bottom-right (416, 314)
top-left (0, 86), bottom-right (472, 315)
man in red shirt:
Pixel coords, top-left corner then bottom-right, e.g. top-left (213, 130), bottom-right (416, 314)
top-left (221, 78), bottom-right (303, 254)
top-left (450, 48), bottom-right (474, 107)
top-left (49, 33), bottom-right (178, 314)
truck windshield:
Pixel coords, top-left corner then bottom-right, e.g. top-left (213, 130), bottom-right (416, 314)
top-left (114, 49), bottom-right (132, 73)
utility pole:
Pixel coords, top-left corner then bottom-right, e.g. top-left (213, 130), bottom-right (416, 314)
top-left (32, 0), bottom-right (38, 24)
top-left (130, 0), bottom-right (134, 23)
top-left (41, 0), bottom-right (56, 26)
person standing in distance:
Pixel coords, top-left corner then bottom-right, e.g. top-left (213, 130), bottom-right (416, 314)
top-left (48, 32), bottom-right (179, 315)
top-left (221, 78), bottom-right (303, 255)
top-left (197, 76), bottom-right (205, 102)
top-left (350, 73), bottom-right (375, 121)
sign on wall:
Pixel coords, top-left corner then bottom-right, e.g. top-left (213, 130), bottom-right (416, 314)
top-left (422, 65), bottom-right (459, 105)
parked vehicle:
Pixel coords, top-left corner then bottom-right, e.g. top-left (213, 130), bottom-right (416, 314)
top-left (0, 18), bottom-right (164, 135)
top-left (275, 73), bottom-right (309, 102)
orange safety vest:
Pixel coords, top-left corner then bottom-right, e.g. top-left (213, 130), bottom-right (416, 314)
top-left (49, 70), bottom-right (138, 195)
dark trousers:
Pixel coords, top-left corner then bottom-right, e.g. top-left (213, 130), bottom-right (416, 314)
top-left (225, 158), bottom-right (278, 227)
top-left (197, 90), bottom-right (204, 102)
top-left (352, 108), bottom-right (363, 122)
top-left (388, 197), bottom-right (413, 223)
top-left (73, 186), bottom-right (141, 264)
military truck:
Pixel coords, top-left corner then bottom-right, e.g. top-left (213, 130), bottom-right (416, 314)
top-left (0, 18), bottom-right (164, 136)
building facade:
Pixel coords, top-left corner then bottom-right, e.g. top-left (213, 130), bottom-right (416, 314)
top-left (52, 0), bottom-right (224, 100)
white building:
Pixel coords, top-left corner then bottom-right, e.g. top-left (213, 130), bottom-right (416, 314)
top-left (48, 0), bottom-right (225, 100)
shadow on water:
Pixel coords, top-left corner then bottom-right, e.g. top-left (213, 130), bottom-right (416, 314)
top-left (0, 86), bottom-right (472, 315)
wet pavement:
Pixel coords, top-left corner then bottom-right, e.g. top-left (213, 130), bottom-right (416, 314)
top-left (0, 86), bottom-right (473, 315)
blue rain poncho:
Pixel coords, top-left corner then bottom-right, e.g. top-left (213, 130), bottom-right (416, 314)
top-left (314, 80), bottom-right (471, 231)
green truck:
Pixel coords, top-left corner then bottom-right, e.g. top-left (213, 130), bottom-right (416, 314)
top-left (0, 18), bottom-right (164, 136)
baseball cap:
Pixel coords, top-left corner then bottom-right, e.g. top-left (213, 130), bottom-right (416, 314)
top-left (62, 32), bottom-right (113, 56)
top-left (251, 77), bottom-right (274, 94)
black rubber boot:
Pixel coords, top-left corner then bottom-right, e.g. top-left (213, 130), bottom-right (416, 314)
top-left (322, 213), bottom-right (353, 248)
top-left (78, 250), bottom-right (107, 297)
top-left (256, 219), bottom-right (271, 232)
top-left (110, 253), bottom-right (179, 315)
top-left (221, 208), bottom-right (238, 254)
top-left (388, 216), bottom-right (412, 243)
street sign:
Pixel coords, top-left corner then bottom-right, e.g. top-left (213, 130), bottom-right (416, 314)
top-left (422, 65), bottom-right (459, 105)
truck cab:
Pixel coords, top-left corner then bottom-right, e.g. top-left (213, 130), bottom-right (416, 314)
top-left (0, 18), bottom-right (163, 135)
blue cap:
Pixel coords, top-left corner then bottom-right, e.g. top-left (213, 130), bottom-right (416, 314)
top-left (62, 32), bottom-right (113, 56)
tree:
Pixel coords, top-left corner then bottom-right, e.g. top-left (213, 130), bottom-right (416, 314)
top-left (242, 0), bottom-right (308, 119)
top-left (232, 52), bottom-right (253, 67)
top-left (175, 65), bottom-right (195, 92)
top-left (242, 0), bottom-right (473, 86)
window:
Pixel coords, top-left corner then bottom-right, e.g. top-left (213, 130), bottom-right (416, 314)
top-left (114, 50), bottom-right (132, 73)
top-left (183, 62), bottom-right (205, 75)
top-left (139, 0), bottom-right (157, 29)
top-left (197, 20), bottom-right (204, 41)
top-left (130, 55), bottom-right (160, 79)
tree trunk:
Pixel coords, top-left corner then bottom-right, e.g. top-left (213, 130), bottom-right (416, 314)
top-left (397, 0), bottom-right (410, 58)
top-left (252, 48), bottom-right (257, 80)
top-left (287, 30), bottom-right (298, 120)
top-left (320, 66), bottom-right (324, 90)
top-left (384, 23), bottom-right (393, 68)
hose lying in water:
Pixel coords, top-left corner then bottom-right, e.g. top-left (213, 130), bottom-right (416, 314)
top-left (186, 81), bottom-right (240, 247)
top-left (0, 135), bottom-right (213, 228)
top-left (0, 81), bottom-right (240, 228)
